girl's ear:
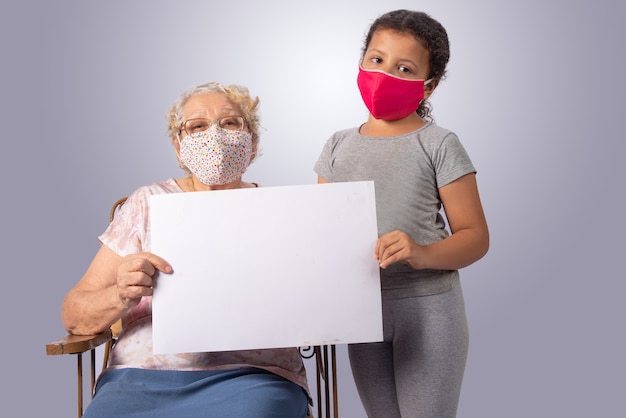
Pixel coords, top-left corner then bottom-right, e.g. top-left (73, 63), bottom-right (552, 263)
top-left (423, 78), bottom-right (440, 101)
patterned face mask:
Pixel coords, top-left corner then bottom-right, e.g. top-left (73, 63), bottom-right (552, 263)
top-left (178, 124), bottom-right (253, 185)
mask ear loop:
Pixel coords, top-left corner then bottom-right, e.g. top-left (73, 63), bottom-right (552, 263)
top-left (417, 79), bottom-right (435, 107)
top-left (175, 130), bottom-right (186, 169)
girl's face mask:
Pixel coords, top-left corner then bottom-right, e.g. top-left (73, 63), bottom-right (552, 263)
top-left (357, 66), bottom-right (432, 121)
top-left (178, 124), bottom-right (253, 185)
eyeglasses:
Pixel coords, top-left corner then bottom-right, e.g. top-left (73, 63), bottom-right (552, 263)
top-left (180, 116), bottom-right (247, 136)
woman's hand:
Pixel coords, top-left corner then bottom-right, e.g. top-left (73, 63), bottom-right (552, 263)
top-left (116, 252), bottom-right (172, 308)
top-left (375, 230), bottom-right (425, 270)
top-left (62, 247), bottom-right (173, 335)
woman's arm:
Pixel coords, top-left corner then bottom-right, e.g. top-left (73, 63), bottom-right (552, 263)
top-left (61, 245), bottom-right (171, 335)
top-left (376, 173), bottom-right (489, 270)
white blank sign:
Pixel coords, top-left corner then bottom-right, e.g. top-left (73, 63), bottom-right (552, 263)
top-left (151, 181), bottom-right (382, 354)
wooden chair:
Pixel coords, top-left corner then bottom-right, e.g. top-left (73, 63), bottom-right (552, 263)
top-left (46, 197), bottom-right (338, 418)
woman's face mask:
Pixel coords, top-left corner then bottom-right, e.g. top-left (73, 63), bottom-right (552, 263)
top-left (178, 124), bottom-right (253, 185)
top-left (357, 66), bottom-right (432, 120)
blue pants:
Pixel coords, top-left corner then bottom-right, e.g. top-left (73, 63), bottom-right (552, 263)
top-left (83, 367), bottom-right (309, 418)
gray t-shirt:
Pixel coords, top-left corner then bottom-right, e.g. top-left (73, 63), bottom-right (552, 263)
top-left (314, 123), bottom-right (476, 297)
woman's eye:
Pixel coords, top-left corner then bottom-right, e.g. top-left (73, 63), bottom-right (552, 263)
top-left (219, 116), bottom-right (245, 130)
top-left (189, 122), bottom-right (209, 133)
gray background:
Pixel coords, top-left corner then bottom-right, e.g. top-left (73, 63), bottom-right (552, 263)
top-left (1, 0), bottom-right (624, 417)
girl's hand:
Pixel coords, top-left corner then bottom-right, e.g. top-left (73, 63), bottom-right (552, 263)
top-left (375, 230), bottom-right (425, 270)
top-left (116, 252), bottom-right (172, 308)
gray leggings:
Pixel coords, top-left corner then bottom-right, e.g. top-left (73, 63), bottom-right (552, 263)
top-left (348, 280), bottom-right (469, 418)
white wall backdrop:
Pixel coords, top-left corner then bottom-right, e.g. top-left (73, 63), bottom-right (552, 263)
top-left (1, 0), bottom-right (624, 416)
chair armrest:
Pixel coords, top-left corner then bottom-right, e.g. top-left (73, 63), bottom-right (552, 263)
top-left (46, 330), bottom-right (113, 356)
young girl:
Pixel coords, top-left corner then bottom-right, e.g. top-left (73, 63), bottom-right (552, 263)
top-left (314, 10), bottom-right (489, 418)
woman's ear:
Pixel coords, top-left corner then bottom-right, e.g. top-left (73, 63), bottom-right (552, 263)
top-left (173, 135), bottom-right (184, 167)
top-left (249, 144), bottom-right (257, 164)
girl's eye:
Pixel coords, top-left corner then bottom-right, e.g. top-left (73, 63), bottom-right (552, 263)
top-left (398, 65), bottom-right (412, 74)
top-left (370, 57), bottom-right (382, 64)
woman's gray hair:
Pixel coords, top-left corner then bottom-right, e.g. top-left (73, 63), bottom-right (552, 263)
top-left (166, 81), bottom-right (262, 171)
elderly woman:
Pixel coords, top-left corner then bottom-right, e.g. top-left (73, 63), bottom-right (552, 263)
top-left (61, 82), bottom-right (310, 417)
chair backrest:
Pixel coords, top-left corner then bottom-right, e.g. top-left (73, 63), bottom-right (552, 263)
top-left (109, 197), bottom-right (128, 223)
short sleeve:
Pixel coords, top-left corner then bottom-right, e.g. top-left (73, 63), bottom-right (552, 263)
top-left (433, 132), bottom-right (476, 188)
top-left (99, 188), bottom-right (150, 257)
top-left (314, 135), bottom-right (336, 181)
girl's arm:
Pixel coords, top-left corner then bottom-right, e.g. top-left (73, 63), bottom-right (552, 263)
top-left (376, 173), bottom-right (489, 270)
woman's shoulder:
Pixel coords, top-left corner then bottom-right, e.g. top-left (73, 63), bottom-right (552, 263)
top-left (241, 181), bottom-right (259, 188)
top-left (129, 179), bottom-right (182, 198)
top-left (122, 179), bottom-right (183, 208)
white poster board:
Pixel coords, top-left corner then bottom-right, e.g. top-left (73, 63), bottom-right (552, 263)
top-left (151, 181), bottom-right (382, 354)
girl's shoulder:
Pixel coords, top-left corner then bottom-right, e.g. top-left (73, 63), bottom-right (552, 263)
top-left (330, 123), bottom-right (455, 140)
top-left (420, 122), bottom-right (455, 138)
top-left (417, 123), bottom-right (462, 149)
top-left (321, 127), bottom-right (361, 151)
top-left (330, 126), bottom-right (360, 139)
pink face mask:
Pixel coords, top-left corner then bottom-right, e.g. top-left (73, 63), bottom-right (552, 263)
top-left (357, 66), bottom-right (431, 121)
top-left (178, 125), bottom-right (253, 185)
